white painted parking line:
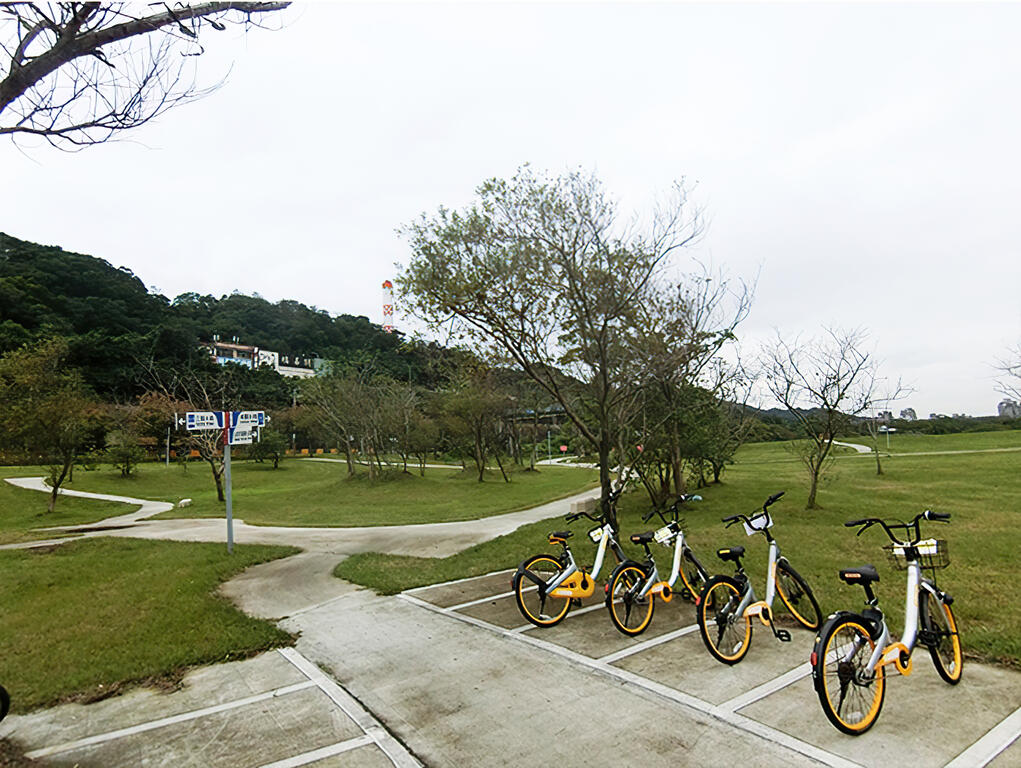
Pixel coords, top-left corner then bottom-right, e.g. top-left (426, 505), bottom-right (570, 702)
top-left (404, 568), bottom-right (514, 594)
top-left (448, 588), bottom-right (519, 612)
top-left (257, 734), bottom-right (375, 768)
top-left (718, 662), bottom-right (813, 713)
top-left (278, 648), bottom-right (421, 768)
top-left (510, 600), bottom-right (609, 632)
top-left (944, 704), bottom-right (1021, 768)
top-left (597, 624), bottom-right (701, 664)
top-left (398, 592), bottom-right (861, 768)
top-left (24, 681), bottom-right (317, 759)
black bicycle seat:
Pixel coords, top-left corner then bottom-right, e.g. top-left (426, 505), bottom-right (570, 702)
top-left (717, 546), bottom-right (745, 563)
top-left (839, 565), bottom-right (879, 586)
top-left (630, 531), bottom-right (655, 545)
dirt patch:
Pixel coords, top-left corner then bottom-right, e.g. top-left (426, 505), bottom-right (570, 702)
top-left (0, 738), bottom-right (31, 768)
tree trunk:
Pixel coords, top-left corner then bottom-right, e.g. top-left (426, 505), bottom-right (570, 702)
top-left (47, 455), bottom-right (74, 513)
top-left (343, 437), bottom-right (355, 475)
top-left (598, 437), bottom-right (616, 529)
top-left (493, 448), bottom-right (510, 483)
top-left (208, 458), bottom-right (225, 502)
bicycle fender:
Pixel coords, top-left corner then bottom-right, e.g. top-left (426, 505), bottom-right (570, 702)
top-left (516, 560), bottom-right (551, 597)
top-left (810, 611), bottom-right (861, 693)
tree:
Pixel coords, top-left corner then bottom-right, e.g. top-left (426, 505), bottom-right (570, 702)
top-left (401, 167), bottom-right (703, 525)
top-left (762, 327), bottom-right (878, 509)
top-left (102, 402), bottom-right (144, 476)
top-left (0, 338), bottom-right (99, 511)
top-left (249, 426), bottom-right (287, 468)
top-left (995, 341), bottom-right (1021, 403)
top-left (1, 2), bottom-right (289, 148)
top-left (442, 364), bottom-right (512, 482)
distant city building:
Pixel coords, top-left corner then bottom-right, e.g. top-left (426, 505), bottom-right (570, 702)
top-left (999, 399), bottom-right (1021, 418)
top-left (899, 408), bottom-right (917, 421)
top-left (876, 410), bottom-right (893, 423)
top-left (204, 335), bottom-right (316, 379)
top-left (929, 413), bottom-right (948, 420)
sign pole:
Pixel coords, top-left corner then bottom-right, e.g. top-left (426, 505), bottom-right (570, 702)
top-left (223, 410), bottom-right (234, 554)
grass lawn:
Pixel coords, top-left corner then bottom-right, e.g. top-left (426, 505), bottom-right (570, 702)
top-left (338, 429), bottom-right (1021, 667)
top-left (0, 538), bottom-right (298, 713)
top-left (47, 460), bottom-right (598, 527)
top-left (0, 466), bottom-right (132, 545)
top-left (840, 429), bottom-right (1021, 454)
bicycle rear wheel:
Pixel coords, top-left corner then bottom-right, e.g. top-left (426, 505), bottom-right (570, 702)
top-left (697, 576), bottom-right (752, 664)
top-left (513, 555), bottom-right (571, 628)
top-left (815, 616), bottom-right (885, 735)
top-left (607, 563), bottom-right (655, 636)
top-left (0, 684), bottom-right (9, 723)
top-left (775, 560), bottom-right (822, 630)
top-left (921, 592), bottom-right (963, 684)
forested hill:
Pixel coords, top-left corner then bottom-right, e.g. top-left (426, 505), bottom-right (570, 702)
top-left (0, 232), bottom-right (431, 397)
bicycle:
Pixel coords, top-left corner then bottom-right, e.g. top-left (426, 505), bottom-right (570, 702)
top-left (603, 494), bottom-right (711, 636)
top-left (512, 487), bottom-right (628, 628)
top-left (0, 683), bottom-right (9, 723)
top-left (810, 510), bottom-right (962, 735)
top-left (696, 491), bottom-right (822, 664)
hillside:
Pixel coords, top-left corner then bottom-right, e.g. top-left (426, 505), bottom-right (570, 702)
top-left (0, 232), bottom-right (432, 397)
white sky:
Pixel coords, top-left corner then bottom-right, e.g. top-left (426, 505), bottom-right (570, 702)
top-left (4, 2), bottom-right (1020, 416)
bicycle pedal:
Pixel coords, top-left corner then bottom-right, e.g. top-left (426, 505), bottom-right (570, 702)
top-left (776, 629), bottom-right (792, 642)
top-left (571, 598), bottom-right (583, 607)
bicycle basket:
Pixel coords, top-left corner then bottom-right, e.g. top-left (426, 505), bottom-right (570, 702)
top-left (884, 539), bottom-right (949, 570)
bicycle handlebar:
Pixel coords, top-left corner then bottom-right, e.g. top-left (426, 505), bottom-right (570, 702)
top-left (844, 510), bottom-right (951, 543)
top-left (643, 493), bottom-right (702, 523)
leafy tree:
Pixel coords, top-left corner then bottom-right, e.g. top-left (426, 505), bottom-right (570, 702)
top-left (0, 338), bottom-right (99, 511)
top-left (1, 2), bottom-right (290, 148)
top-left (401, 167), bottom-right (702, 525)
top-left (104, 429), bottom-right (144, 477)
top-left (248, 427), bottom-right (287, 469)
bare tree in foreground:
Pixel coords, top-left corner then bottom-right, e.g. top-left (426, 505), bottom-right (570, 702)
top-left (0, 2), bottom-right (289, 148)
top-left (763, 327), bottom-right (878, 509)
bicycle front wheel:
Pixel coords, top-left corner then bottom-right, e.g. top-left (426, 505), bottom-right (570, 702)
top-left (697, 576), bottom-right (752, 665)
top-left (513, 555), bottom-right (571, 628)
top-left (607, 563), bottom-right (655, 636)
top-left (0, 683), bottom-right (9, 723)
top-left (815, 617), bottom-right (885, 735)
top-left (775, 561), bottom-right (822, 631)
top-left (921, 592), bottom-right (963, 685)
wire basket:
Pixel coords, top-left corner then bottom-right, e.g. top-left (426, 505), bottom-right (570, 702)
top-left (884, 539), bottom-right (949, 570)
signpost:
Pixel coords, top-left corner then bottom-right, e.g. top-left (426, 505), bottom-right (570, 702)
top-left (185, 410), bottom-right (265, 554)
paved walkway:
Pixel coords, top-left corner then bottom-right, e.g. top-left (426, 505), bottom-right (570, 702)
top-left (0, 477), bottom-right (598, 557)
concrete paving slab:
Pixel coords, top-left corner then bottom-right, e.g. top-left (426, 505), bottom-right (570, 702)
top-left (740, 661), bottom-right (1021, 767)
top-left (988, 739), bottom-right (1021, 768)
top-left (32, 686), bottom-right (362, 768)
top-left (411, 570), bottom-right (515, 609)
top-left (310, 743), bottom-right (396, 767)
top-left (515, 597), bottom-right (697, 658)
top-left (0, 653), bottom-right (309, 746)
top-left (615, 625), bottom-right (815, 706)
top-left (289, 588), bottom-right (822, 767)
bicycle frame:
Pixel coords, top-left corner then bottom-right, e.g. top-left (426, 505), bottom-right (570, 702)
top-left (850, 559), bottom-right (944, 677)
top-left (543, 523), bottom-right (623, 598)
top-left (734, 538), bottom-right (783, 624)
top-left (634, 525), bottom-right (694, 601)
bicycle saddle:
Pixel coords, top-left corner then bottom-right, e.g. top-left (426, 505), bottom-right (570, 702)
top-left (548, 530), bottom-right (574, 543)
top-left (839, 565), bottom-right (879, 585)
top-left (716, 546), bottom-right (745, 563)
top-left (630, 531), bottom-right (655, 545)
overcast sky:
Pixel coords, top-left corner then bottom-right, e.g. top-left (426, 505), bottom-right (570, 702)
top-left (4, 2), bottom-right (1019, 417)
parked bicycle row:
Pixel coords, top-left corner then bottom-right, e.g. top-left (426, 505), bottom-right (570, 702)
top-left (513, 487), bottom-right (963, 735)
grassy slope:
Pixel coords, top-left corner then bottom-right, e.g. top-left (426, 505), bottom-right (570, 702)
top-left (0, 538), bottom-right (298, 713)
top-left (339, 430), bottom-right (1021, 667)
top-left (0, 466), bottom-right (131, 545)
top-left (52, 460), bottom-right (598, 527)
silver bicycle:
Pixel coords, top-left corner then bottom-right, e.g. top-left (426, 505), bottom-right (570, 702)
top-left (811, 509), bottom-right (963, 734)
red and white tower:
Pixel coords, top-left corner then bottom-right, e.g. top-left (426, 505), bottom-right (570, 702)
top-left (382, 280), bottom-right (394, 333)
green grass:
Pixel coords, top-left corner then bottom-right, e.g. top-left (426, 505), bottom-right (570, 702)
top-left (338, 430), bottom-right (1021, 667)
top-left (0, 537), bottom-right (299, 713)
top-left (841, 429), bottom-right (1021, 454)
top-left (0, 466), bottom-right (132, 545)
top-left (50, 460), bottom-right (598, 527)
